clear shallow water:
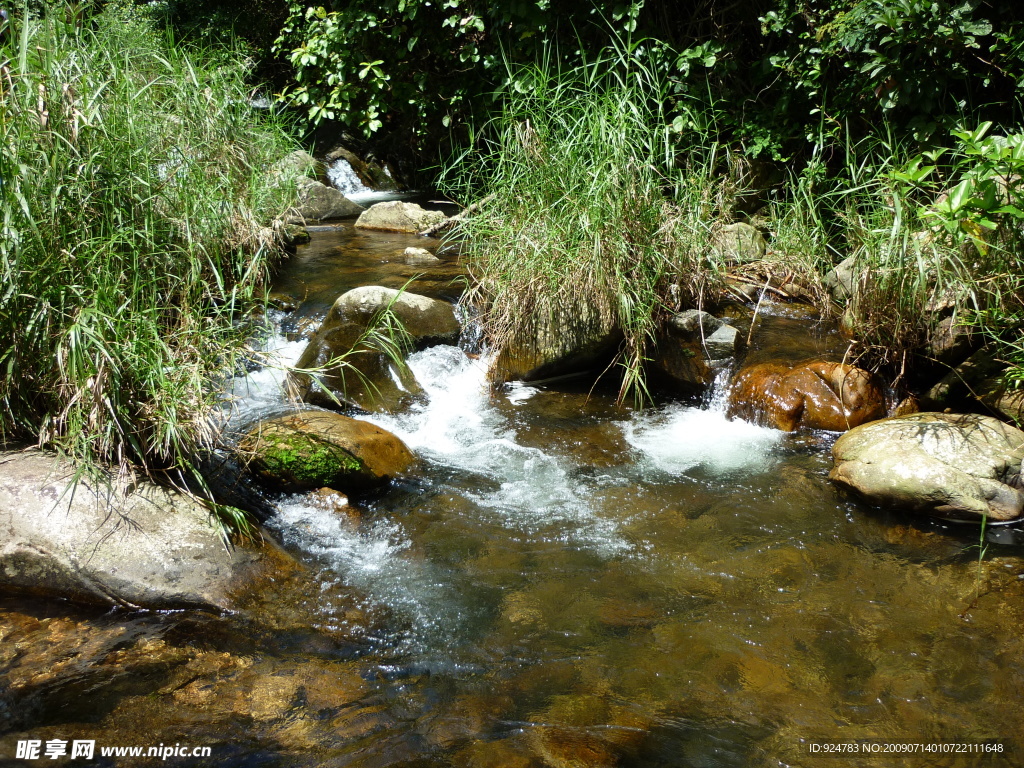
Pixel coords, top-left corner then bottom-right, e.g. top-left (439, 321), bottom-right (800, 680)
top-left (2, 224), bottom-right (1024, 767)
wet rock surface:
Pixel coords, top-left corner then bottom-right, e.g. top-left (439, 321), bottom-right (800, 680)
top-left (238, 411), bottom-right (414, 494)
top-left (289, 286), bottom-right (458, 412)
top-left (728, 360), bottom-right (886, 432)
top-left (830, 411), bottom-right (1024, 522)
top-left (0, 450), bottom-right (290, 611)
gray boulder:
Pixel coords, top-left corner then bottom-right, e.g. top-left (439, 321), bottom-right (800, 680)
top-left (272, 150), bottom-right (321, 179)
top-left (830, 412), bottom-right (1024, 522)
top-left (0, 450), bottom-right (291, 610)
top-left (824, 255), bottom-right (858, 302)
top-left (290, 287), bottom-right (459, 412)
top-left (355, 201), bottom-right (446, 233)
top-left (290, 177), bottom-right (364, 221)
top-left (326, 286), bottom-right (460, 345)
top-left (713, 222), bottom-right (766, 264)
top-left (651, 310), bottom-right (742, 390)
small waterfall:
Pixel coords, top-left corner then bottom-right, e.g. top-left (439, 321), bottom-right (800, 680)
top-left (326, 158), bottom-right (375, 197)
top-left (625, 366), bottom-right (783, 475)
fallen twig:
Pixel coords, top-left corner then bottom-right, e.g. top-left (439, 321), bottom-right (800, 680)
top-left (419, 193), bottom-right (495, 236)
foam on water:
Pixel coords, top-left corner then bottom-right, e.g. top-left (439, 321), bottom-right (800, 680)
top-left (221, 329), bottom-right (305, 428)
top-left (367, 346), bottom-right (627, 551)
top-left (325, 158), bottom-right (398, 205)
top-left (268, 496), bottom-right (460, 651)
top-left (326, 157), bottom-right (374, 197)
top-left (626, 372), bottom-right (783, 476)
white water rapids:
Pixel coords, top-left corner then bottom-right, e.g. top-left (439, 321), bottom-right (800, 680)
top-left (227, 332), bottom-right (784, 650)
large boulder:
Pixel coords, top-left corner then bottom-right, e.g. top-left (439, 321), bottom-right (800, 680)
top-left (327, 286), bottom-right (460, 344)
top-left (355, 201), bottom-right (446, 233)
top-left (0, 450), bottom-right (292, 610)
top-left (727, 360), bottom-right (886, 432)
top-left (290, 287), bottom-right (459, 412)
top-left (650, 310), bottom-right (742, 390)
top-left (237, 411), bottom-right (414, 494)
top-left (291, 177), bottom-right (364, 221)
top-left (712, 222), bottom-right (767, 264)
top-left (491, 296), bottom-right (621, 383)
top-left (830, 412), bottom-right (1024, 522)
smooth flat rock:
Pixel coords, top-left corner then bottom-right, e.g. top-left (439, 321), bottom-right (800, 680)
top-left (0, 450), bottom-right (291, 610)
top-left (830, 412), bottom-right (1024, 522)
top-left (355, 201), bottom-right (445, 233)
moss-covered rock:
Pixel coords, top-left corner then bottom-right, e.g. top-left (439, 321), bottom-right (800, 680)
top-left (238, 411), bottom-right (415, 493)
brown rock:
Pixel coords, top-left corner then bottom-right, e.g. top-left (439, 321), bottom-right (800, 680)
top-left (728, 361), bottom-right (886, 432)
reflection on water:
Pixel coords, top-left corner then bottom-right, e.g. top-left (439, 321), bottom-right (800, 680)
top-left (2, 223), bottom-right (1023, 768)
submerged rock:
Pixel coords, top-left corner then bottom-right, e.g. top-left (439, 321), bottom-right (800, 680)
top-left (355, 201), bottom-right (446, 233)
top-left (403, 246), bottom-right (442, 264)
top-left (290, 286), bottom-right (458, 412)
top-left (238, 411), bottom-right (414, 494)
top-left (830, 412), bottom-right (1024, 522)
top-left (728, 360), bottom-right (886, 432)
top-left (0, 450), bottom-right (291, 610)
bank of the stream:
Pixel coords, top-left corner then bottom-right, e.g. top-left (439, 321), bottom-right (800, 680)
top-left (2, 220), bottom-right (1023, 767)
top-left (0, 2), bottom-right (298, 518)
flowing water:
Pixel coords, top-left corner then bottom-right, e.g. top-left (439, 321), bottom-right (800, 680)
top-left (2, 222), bottom-right (1024, 767)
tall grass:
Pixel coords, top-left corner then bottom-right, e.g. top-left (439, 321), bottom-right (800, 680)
top-left (447, 43), bottom-right (728, 403)
top-left (0, 2), bottom-right (298, 513)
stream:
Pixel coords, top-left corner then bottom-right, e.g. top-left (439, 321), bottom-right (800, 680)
top-left (2, 218), bottom-right (1023, 767)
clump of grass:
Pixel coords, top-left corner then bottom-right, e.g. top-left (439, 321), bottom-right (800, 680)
top-left (446, 42), bottom-right (728, 404)
top-left (0, 1), bottom-right (298, 522)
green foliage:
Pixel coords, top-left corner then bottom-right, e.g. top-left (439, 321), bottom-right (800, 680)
top-left (752, 0), bottom-right (1024, 157)
top-left (0, 1), bottom-right (298, 522)
top-left (269, 0), bottom-right (1024, 174)
top-left (273, 0), bottom-right (645, 164)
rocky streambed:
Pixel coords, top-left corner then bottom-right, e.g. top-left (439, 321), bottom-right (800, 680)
top-left (2, 212), bottom-right (1024, 767)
